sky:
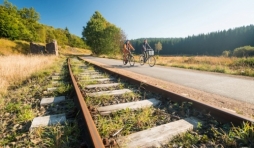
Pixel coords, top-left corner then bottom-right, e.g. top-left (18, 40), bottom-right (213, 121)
top-left (3, 0), bottom-right (254, 39)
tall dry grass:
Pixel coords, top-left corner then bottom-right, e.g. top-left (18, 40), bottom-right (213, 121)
top-left (98, 54), bottom-right (254, 76)
top-left (155, 56), bottom-right (254, 76)
top-left (0, 55), bottom-right (57, 94)
top-left (156, 56), bottom-right (234, 66)
top-left (58, 46), bottom-right (92, 55)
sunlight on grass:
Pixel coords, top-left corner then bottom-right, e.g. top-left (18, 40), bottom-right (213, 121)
top-left (58, 46), bottom-right (91, 55)
top-left (17, 109), bottom-right (35, 122)
top-left (29, 122), bottom-right (80, 147)
top-left (168, 121), bottom-right (254, 147)
top-left (0, 55), bottom-right (57, 95)
top-left (0, 39), bottom-right (30, 55)
top-left (96, 107), bottom-right (157, 138)
top-left (98, 54), bottom-right (254, 76)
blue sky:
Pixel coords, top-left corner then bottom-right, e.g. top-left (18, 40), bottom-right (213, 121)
top-left (3, 0), bottom-right (254, 39)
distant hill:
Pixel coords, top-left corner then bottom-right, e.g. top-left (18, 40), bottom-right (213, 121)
top-left (131, 25), bottom-right (254, 55)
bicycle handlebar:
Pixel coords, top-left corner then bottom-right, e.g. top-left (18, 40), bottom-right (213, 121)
top-left (146, 49), bottom-right (154, 51)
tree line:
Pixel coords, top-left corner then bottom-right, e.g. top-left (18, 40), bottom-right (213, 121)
top-left (130, 25), bottom-right (254, 56)
top-left (82, 10), bottom-right (254, 57)
top-left (0, 0), bottom-right (87, 48)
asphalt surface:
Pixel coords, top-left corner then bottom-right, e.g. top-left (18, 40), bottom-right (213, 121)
top-left (82, 56), bottom-right (254, 104)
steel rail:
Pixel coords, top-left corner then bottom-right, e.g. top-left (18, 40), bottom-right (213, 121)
top-left (79, 57), bottom-right (254, 126)
top-left (67, 58), bottom-right (104, 148)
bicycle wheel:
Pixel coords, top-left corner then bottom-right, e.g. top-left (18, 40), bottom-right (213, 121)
top-left (129, 55), bottom-right (135, 66)
top-left (148, 56), bottom-right (156, 67)
top-left (139, 55), bottom-right (145, 66)
top-left (122, 54), bottom-right (127, 65)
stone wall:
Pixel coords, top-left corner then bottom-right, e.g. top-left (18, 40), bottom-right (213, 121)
top-left (46, 40), bottom-right (58, 56)
top-left (30, 42), bottom-right (45, 54)
top-left (30, 40), bottom-right (59, 55)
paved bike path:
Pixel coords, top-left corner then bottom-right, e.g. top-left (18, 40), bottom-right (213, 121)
top-left (82, 56), bottom-right (254, 104)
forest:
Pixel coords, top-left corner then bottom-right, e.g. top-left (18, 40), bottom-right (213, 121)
top-left (131, 25), bottom-right (254, 56)
top-left (0, 0), bottom-right (87, 48)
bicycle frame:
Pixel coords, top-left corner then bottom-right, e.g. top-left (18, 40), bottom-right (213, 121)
top-left (139, 49), bottom-right (156, 67)
top-left (126, 50), bottom-right (134, 60)
top-left (123, 49), bottom-right (135, 66)
top-left (143, 50), bottom-right (153, 62)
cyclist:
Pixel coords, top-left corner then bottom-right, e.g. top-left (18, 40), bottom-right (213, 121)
top-left (142, 39), bottom-right (151, 61)
top-left (123, 40), bottom-right (135, 64)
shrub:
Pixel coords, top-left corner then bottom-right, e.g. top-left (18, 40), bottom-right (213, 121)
top-left (222, 50), bottom-right (231, 57)
top-left (233, 46), bottom-right (254, 57)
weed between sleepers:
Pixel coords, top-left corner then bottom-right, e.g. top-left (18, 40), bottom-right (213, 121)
top-left (74, 57), bottom-right (254, 147)
top-left (0, 56), bottom-right (81, 147)
top-left (167, 121), bottom-right (254, 148)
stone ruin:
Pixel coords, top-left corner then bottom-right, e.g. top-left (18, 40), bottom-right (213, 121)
top-left (30, 42), bottom-right (45, 54)
top-left (46, 40), bottom-right (58, 56)
top-left (30, 40), bottom-right (58, 56)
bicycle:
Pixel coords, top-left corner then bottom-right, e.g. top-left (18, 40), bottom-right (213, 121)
top-left (139, 49), bottom-right (156, 67)
top-left (122, 50), bottom-right (135, 66)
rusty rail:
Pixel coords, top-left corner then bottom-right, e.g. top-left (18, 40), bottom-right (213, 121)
top-left (67, 58), bottom-right (104, 148)
top-left (79, 56), bottom-right (254, 126)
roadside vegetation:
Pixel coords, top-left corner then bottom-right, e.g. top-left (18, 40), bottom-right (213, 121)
top-left (156, 55), bottom-right (254, 77)
top-left (97, 54), bottom-right (254, 77)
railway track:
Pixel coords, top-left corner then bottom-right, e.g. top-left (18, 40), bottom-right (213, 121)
top-left (67, 57), bottom-right (254, 148)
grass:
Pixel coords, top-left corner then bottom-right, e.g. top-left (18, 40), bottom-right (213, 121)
top-left (154, 56), bottom-right (254, 76)
top-left (0, 55), bottom-right (57, 95)
top-left (96, 107), bottom-right (158, 138)
top-left (0, 38), bottom-right (30, 55)
top-left (30, 122), bottom-right (80, 147)
top-left (98, 54), bottom-right (254, 77)
top-left (0, 38), bottom-right (91, 56)
top-left (0, 55), bottom-right (82, 147)
top-left (58, 45), bottom-right (91, 55)
top-left (84, 92), bottom-right (141, 107)
top-left (169, 122), bottom-right (254, 148)
top-left (69, 58), bottom-right (85, 75)
top-left (70, 55), bottom-right (254, 147)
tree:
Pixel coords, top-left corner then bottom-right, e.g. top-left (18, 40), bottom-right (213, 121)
top-left (19, 7), bottom-right (39, 23)
top-left (0, 4), bottom-right (26, 40)
top-left (130, 25), bottom-right (254, 56)
top-left (0, 0), bottom-right (87, 48)
top-left (82, 11), bottom-right (107, 54)
top-left (155, 41), bottom-right (162, 55)
top-left (222, 50), bottom-right (231, 57)
top-left (101, 24), bottom-right (121, 55)
top-left (82, 11), bottom-right (123, 55)
top-left (45, 28), bottom-right (55, 43)
top-left (233, 46), bottom-right (254, 57)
